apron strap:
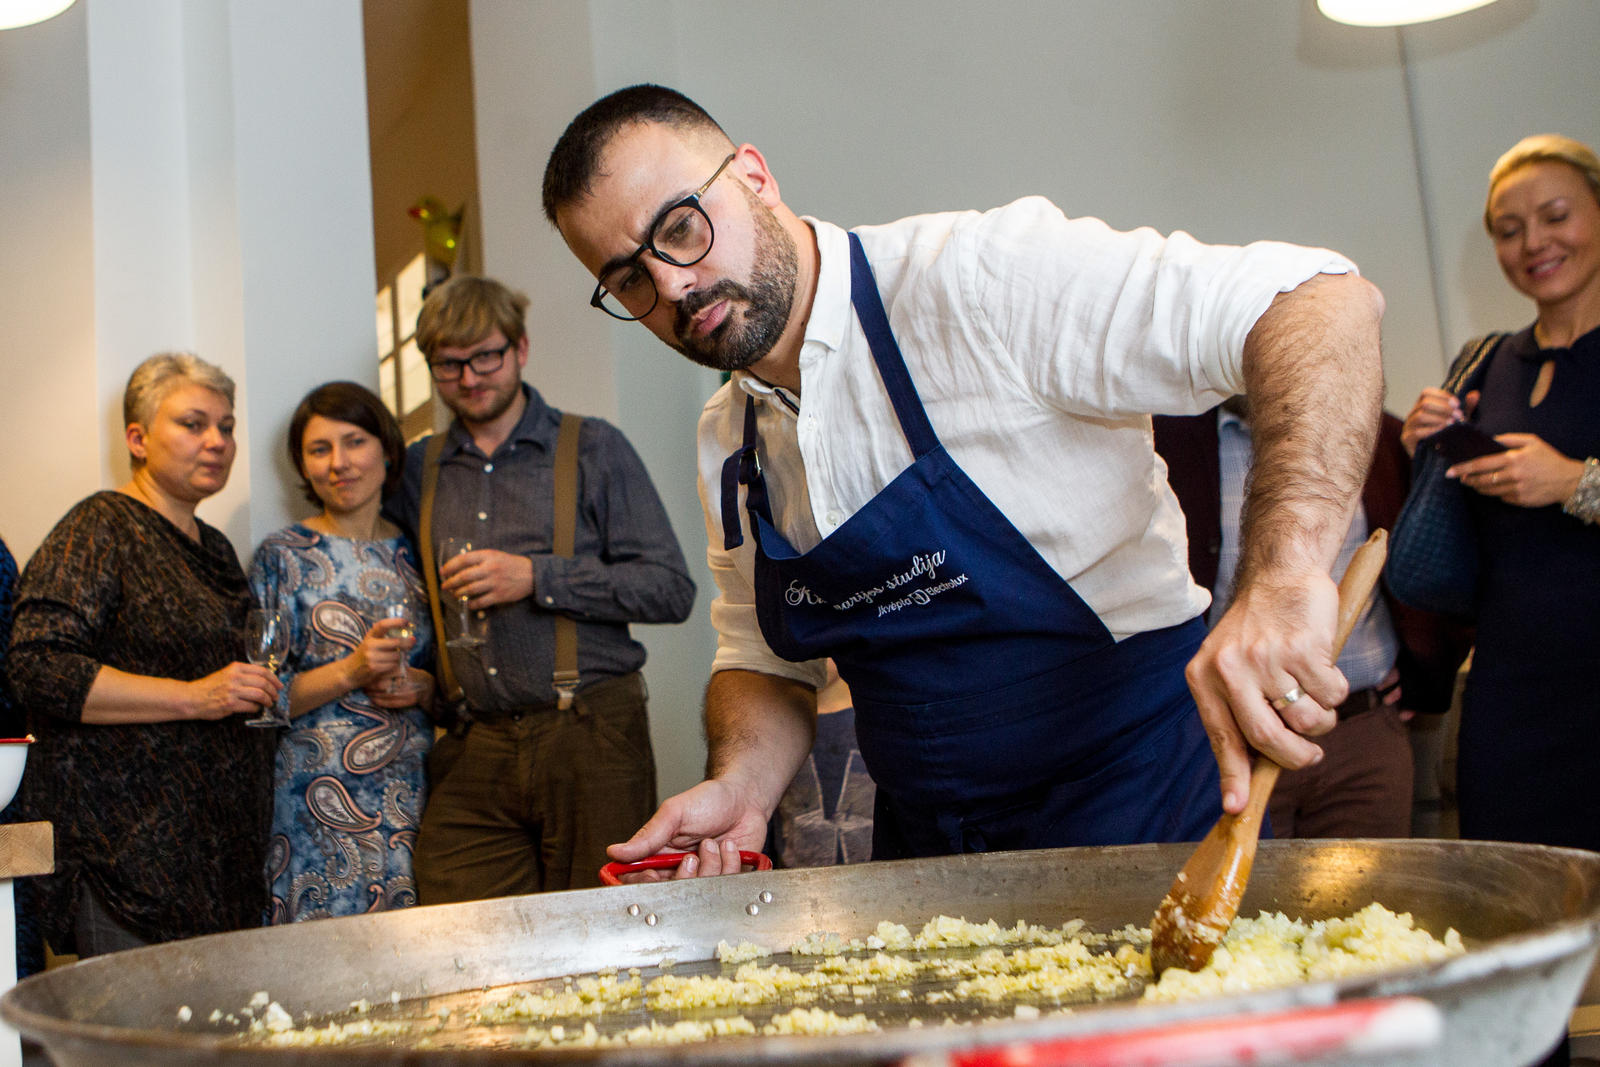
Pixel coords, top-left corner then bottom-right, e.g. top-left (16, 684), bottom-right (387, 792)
top-left (847, 231), bottom-right (940, 458)
top-left (719, 396), bottom-right (765, 550)
top-left (719, 233), bottom-right (943, 549)
top-left (551, 414), bottom-right (584, 709)
top-left (418, 430), bottom-right (463, 703)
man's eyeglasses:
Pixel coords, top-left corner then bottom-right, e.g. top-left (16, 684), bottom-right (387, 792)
top-left (590, 153), bottom-right (736, 321)
top-left (427, 341), bottom-right (513, 383)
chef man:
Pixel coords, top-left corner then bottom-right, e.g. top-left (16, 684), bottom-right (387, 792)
top-left (541, 85), bottom-right (1384, 874)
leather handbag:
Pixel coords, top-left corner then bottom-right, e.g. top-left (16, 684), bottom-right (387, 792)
top-left (1384, 332), bottom-right (1506, 616)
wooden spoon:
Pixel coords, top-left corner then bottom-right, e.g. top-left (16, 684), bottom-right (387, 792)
top-left (1148, 528), bottom-right (1388, 977)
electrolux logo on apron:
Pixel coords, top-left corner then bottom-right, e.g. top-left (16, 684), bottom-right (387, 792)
top-left (785, 550), bottom-right (970, 616)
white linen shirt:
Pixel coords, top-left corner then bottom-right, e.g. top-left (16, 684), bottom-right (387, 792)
top-left (695, 196), bottom-right (1356, 688)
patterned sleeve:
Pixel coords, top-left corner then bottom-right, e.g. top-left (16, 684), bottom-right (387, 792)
top-left (246, 537), bottom-right (297, 722)
top-left (9, 500), bottom-right (126, 723)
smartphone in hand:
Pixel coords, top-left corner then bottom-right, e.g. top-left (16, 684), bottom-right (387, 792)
top-left (1426, 421), bottom-right (1507, 464)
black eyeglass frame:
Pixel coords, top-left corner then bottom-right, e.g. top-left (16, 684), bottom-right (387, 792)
top-left (589, 153), bottom-right (737, 322)
top-left (426, 341), bottom-right (515, 383)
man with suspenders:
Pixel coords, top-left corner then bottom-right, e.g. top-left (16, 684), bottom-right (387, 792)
top-left (388, 275), bottom-right (696, 898)
top-left (541, 86), bottom-right (1385, 875)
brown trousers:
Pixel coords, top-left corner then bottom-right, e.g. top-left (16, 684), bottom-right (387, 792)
top-left (1268, 705), bottom-right (1413, 839)
top-left (414, 672), bottom-right (657, 902)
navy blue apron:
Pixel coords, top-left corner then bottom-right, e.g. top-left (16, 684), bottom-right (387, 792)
top-left (720, 232), bottom-right (1220, 859)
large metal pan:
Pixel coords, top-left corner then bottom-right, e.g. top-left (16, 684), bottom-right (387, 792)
top-left (6, 838), bottom-right (1599, 1065)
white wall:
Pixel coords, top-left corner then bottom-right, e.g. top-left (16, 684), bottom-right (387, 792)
top-left (465, 0), bottom-right (1600, 796)
top-left (0, 1), bottom-right (96, 563)
top-left (640, 0), bottom-right (1597, 407)
top-left (1402, 0), bottom-right (1600, 351)
top-left (226, 0), bottom-right (379, 546)
top-left (0, 0), bottom-right (377, 566)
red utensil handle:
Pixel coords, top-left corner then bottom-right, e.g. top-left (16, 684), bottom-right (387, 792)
top-left (599, 850), bottom-right (772, 886)
top-left (903, 995), bottom-right (1440, 1067)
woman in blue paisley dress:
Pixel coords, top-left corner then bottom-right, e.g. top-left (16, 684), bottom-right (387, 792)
top-left (250, 382), bottom-right (436, 923)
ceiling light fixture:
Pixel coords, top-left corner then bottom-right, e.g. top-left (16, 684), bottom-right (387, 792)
top-left (0, 0), bottom-right (76, 31)
top-left (1317, 0), bottom-right (1498, 27)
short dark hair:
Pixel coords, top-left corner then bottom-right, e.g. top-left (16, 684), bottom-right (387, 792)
top-left (286, 381), bottom-right (405, 507)
top-left (542, 84), bottom-right (731, 225)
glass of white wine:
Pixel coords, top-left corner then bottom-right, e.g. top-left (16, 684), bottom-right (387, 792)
top-left (383, 598), bottom-right (416, 695)
top-left (437, 537), bottom-right (486, 650)
top-left (242, 607), bottom-right (289, 728)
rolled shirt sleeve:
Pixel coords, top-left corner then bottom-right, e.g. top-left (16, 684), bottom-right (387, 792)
top-left (529, 420), bottom-right (696, 626)
top-left (954, 197), bottom-right (1356, 418)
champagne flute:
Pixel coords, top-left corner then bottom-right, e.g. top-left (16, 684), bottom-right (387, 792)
top-left (383, 598), bottom-right (416, 695)
top-left (242, 607), bottom-right (289, 728)
top-left (437, 537), bottom-right (486, 650)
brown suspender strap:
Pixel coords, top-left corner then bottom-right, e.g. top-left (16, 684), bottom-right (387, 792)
top-left (417, 431), bottom-right (463, 704)
top-left (551, 414), bottom-right (583, 710)
top-left (419, 416), bottom-right (583, 711)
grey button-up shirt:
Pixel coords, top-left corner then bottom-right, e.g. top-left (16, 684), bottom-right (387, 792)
top-left (389, 386), bottom-right (695, 713)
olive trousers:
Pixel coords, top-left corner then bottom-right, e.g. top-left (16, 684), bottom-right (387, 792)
top-left (414, 672), bottom-right (657, 902)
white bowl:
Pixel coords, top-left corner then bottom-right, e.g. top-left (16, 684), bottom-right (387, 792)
top-left (0, 737), bottom-right (31, 811)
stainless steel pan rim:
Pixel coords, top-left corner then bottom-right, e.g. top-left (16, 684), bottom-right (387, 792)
top-left (7, 838), bottom-right (1599, 1066)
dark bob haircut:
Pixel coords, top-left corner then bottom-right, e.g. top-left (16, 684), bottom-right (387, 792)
top-left (286, 381), bottom-right (405, 507)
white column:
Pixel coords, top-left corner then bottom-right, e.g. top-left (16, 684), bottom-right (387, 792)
top-left (87, 0), bottom-right (197, 487)
top-left (470, 0), bottom-right (620, 421)
top-left (0, 2), bottom-right (96, 564)
top-left (223, 0), bottom-right (378, 549)
top-left (81, 0), bottom-right (376, 557)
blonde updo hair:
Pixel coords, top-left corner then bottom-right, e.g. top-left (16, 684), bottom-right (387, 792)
top-left (1485, 133), bottom-right (1600, 231)
top-left (122, 353), bottom-right (236, 465)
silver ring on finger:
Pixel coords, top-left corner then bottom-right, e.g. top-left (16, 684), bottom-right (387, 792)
top-left (1269, 685), bottom-right (1305, 713)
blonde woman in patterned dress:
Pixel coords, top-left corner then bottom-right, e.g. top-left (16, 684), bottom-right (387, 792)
top-left (250, 382), bottom-right (436, 922)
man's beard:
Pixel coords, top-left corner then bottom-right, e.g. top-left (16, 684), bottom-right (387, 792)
top-left (451, 375), bottom-right (521, 428)
top-left (669, 187), bottom-right (797, 373)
